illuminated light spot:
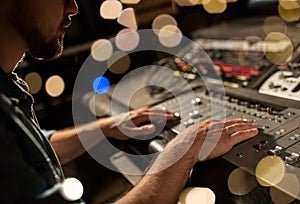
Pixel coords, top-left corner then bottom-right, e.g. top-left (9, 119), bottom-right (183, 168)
top-left (158, 25), bottom-right (183, 48)
top-left (60, 177), bottom-right (84, 201)
top-left (198, 0), bottom-right (212, 5)
top-left (270, 173), bottom-right (300, 204)
top-left (245, 35), bottom-right (265, 61)
top-left (115, 29), bottom-right (140, 51)
top-left (179, 187), bottom-right (215, 204)
top-left (264, 32), bottom-right (293, 65)
top-left (242, 81), bottom-right (249, 87)
top-left (263, 16), bottom-right (287, 34)
top-left (89, 93), bottom-right (111, 117)
top-left (100, 0), bottom-right (123, 20)
top-left (91, 39), bottom-right (113, 62)
top-left (24, 72), bottom-right (42, 94)
top-left (278, 2), bottom-right (300, 22)
top-left (174, 0), bottom-right (199, 6)
top-left (93, 76), bottom-right (110, 94)
top-left (45, 75), bottom-right (65, 97)
top-left (227, 167), bottom-right (257, 196)
top-left (120, 0), bottom-right (141, 4)
top-left (279, 0), bottom-right (300, 10)
top-left (152, 14), bottom-right (177, 35)
top-left (117, 8), bottom-right (138, 30)
top-left (255, 156), bottom-right (286, 187)
top-left (107, 51), bottom-right (131, 74)
top-left (203, 0), bottom-right (227, 14)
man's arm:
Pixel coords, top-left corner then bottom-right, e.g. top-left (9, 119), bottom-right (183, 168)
top-left (49, 106), bottom-right (174, 165)
top-left (116, 119), bottom-right (258, 204)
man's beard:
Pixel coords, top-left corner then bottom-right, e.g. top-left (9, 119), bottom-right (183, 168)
top-left (28, 32), bottom-right (64, 60)
top-left (10, 4), bottom-right (65, 60)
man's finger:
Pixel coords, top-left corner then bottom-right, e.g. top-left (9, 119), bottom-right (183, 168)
top-left (130, 124), bottom-right (157, 137)
top-left (230, 128), bottom-right (259, 144)
top-left (225, 123), bottom-right (258, 136)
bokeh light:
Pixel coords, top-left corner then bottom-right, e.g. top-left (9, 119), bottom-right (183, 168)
top-left (255, 156), bottom-right (286, 187)
top-left (24, 72), bottom-right (43, 94)
top-left (91, 39), bottom-right (114, 62)
top-left (100, 0), bottom-right (123, 20)
top-left (174, 0), bottom-right (199, 6)
top-left (244, 35), bottom-right (265, 61)
top-left (60, 177), bottom-right (84, 201)
top-left (179, 187), bottom-right (215, 204)
top-left (270, 173), bottom-right (300, 204)
top-left (115, 29), bottom-right (140, 51)
top-left (89, 93), bottom-right (111, 117)
top-left (120, 0), bottom-right (141, 4)
top-left (198, 0), bottom-right (212, 4)
top-left (263, 16), bottom-right (287, 34)
top-left (93, 76), bottom-right (111, 94)
top-left (227, 167), bottom-right (257, 196)
top-left (278, 0), bottom-right (300, 22)
top-left (279, 0), bottom-right (300, 10)
top-left (117, 8), bottom-right (138, 30)
top-left (158, 25), bottom-right (183, 48)
top-left (107, 51), bottom-right (131, 74)
top-left (263, 32), bottom-right (293, 65)
top-left (152, 14), bottom-right (178, 35)
top-left (203, 0), bottom-right (227, 14)
top-left (45, 75), bottom-right (65, 97)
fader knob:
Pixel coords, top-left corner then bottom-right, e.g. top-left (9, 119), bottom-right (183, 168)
top-left (189, 110), bottom-right (201, 119)
top-left (253, 140), bottom-right (268, 150)
top-left (183, 119), bottom-right (194, 128)
top-left (191, 98), bottom-right (201, 105)
top-left (285, 152), bottom-right (299, 165)
top-left (267, 146), bottom-right (283, 155)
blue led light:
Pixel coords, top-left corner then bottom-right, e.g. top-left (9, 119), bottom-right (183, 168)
top-left (93, 76), bottom-right (110, 94)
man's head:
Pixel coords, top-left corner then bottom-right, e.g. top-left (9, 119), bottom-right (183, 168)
top-left (8, 0), bottom-right (78, 60)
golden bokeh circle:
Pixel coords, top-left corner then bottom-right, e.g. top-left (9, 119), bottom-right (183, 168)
top-left (228, 167), bottom-right (257, 196)
top-left (24, 72), bottom-right (43, 94)
top-left (107, 51), bottom-right (131, 74)
top-left (270, 173), bottom-right (300, 204)
top-left (255, 156), bottom-right (286, 187)
top-left (203, 0), bottom-right (227, 14)
top-left (264, 32), bottom-right (294, 65)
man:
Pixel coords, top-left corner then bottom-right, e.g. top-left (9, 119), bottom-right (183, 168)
top-left (0, 0), bottom-right (258, 203)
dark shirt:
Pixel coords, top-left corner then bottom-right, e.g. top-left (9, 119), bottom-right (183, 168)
top-left (0, 68), bottom-right (84, 203)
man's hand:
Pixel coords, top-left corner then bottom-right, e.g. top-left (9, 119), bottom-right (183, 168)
top-left (116, 118), bottom-right (258, 204)
top-left (99, 106), bottom-right (175, 140)
top-left (187, 118), bottom-right (259, 163)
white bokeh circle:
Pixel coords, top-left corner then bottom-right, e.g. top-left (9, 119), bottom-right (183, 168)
top-left (72, 29), bottom-right (226, 175)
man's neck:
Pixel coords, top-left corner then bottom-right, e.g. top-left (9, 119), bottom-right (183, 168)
top-left (0, 24), bottom-right (27, 73)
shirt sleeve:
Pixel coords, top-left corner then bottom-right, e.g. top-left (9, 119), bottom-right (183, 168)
top-left (0, 125), bottom-right (85, 204)
top-left (41, 129), bottom-right (57, 140)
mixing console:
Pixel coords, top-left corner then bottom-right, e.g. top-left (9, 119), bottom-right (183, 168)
top-left (106, 35), bottom-right (300, 202)
top-left (143, 37), bottom-right (300, 202)
top-left (148, 86), bottom-right (300, 202)
top-left (151, 87), bottom-right (300, 157)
